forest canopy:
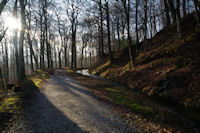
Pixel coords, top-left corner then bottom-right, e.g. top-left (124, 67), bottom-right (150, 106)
top-left (0, 0), bottom-right (199, 85)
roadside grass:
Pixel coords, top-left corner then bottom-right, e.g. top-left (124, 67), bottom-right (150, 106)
top-left (29, 69), bottom-right (52, 88)
top-left (0, 88), bottom-right (23, 132)
top-left (71, 71), bottom-right (197, 132)
top-left (0, 94), bottom-right (22, 113)
top-left (105, 87), bottom-right (153, 115)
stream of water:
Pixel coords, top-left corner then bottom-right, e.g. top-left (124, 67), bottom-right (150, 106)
top-left (76, 69), bottom-right (99, 78)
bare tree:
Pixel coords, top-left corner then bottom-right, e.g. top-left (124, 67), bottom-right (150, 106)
top-left (18, 0), bottom-right (26, 80)
top-left (164, 0), bottom-right (171, 26)
top-left (65, 0), bottom-right (82, 70)
top-left (175, 0), bottom-right (182, 37)
top-left (121, 0), bottom-right (134, 67)
top-left (105, 0), bottom-right (113, 63)
top-left (166, 0), bottom-right (177, 23)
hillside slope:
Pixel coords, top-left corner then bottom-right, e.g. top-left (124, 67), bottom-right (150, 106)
top-left (89, 13), bottom-right (200, 124)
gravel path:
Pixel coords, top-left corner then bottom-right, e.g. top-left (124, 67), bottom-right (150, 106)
top-left (5, 70), bottom-right (139, 133)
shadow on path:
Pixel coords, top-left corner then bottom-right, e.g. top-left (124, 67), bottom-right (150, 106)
top-left (20, 80), bottom-right (86, 133)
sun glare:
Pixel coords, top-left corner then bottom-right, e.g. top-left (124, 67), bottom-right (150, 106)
top-left (5, 16), bottom-right (21, 31)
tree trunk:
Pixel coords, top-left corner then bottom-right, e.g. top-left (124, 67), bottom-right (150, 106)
top-left (71, 32), bottom-right (74, 69)
top-left (99, 0), bottom-right (104, 57)
top-left (121, 19), bottom-right (125, 41)
top-left (182, 0), bottom-right (186, 17)
top-left (64, 45), bottom-right (68, 67)
top-left (153, 11), bottom-right (157, 34)
top-left (71, 24), bottom-right (77, 70)
top-left (175, 0), bottom-right (182, 37)
top-left (135, 0), bottom-right (139, 44)
top-left (59, 51), bottom-right (62, 68)
top-left (105, 1), bottom-right (113, 64)
top-left (166, 0), bottom-right (177, 23)
top-left (0, 67), bottom-right (6, 89)
top-left (122, 0), bottom-right (134, 67)
top-left (187, 0), bottom-right (190, 13)
top-left (44, 0), bottom-right (51, 69)
top-left (40, 9), bottom-right (44, 69)
top-left (4, 39), bottom-right (9, 83)
top-left (54, 44), bottom-right (57, 68)
top-left (0, 0), bottom-right (7, 15)
top-left (27, 33), bottom-right (38, 71)
top-left (19, 0), bottom-right (26, 81)
top-left (144, 0), bottom-right (148, 40)
top-left (164, 0), bottom-right (171, 26)
top-left (81, 45), bottom-right (85, 68)
top-left (117, 15), bottom-right (121, 50)
top-left (193, 0), bottom-right (200, 26)
top-left (13, 0), bottom-right (19, 80)
top-left (90, 52), bottom-right (92, 67)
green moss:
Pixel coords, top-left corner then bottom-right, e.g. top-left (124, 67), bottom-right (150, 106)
top-left (0, 96), bottom-right (22, 113)
top-left (105, 88), bottom-right (120, 92)
top-left (30, 70), bottom-right (49, 87)
top-left (32, 78), bottom-right (43, 87)
top-left (130, 103), bottom-right (152, 114)
top-left (105, 87), bottom-right (152, 115)
top-left (66, 69), bottom-right (75, 72)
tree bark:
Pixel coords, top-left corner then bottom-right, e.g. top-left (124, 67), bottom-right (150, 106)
top-left (105, 1), bottom-right (113, 63)
top-left (135, 0), bottom-right (139, 44)
top-left (4, 39), bottom-right (9, 83)
top-left (13, 0), bottom-right (19, 80)
top-left (166, 0), bottom-right (177, 23)
top-left (64, 45), bottom-right (68, 67)
top-left (0, 0), bottom-right (7, 15)
top-left (44, 0), bottom-right (51, 69)
top-left (144, 0), bottom-right (148, 40)
top-left (117, 15), bottom-right (121, 50)
top-left (40, 7), bottom-right (44, 69)
top-left (59, 50), bottom-right (62, 68)
top-left (122, 0), bottom-right (134, 67)
top-left (19, 0), bottom-right (26, 81)
top-left (193, 0), bottom-right (200, 26)
top-left (164, 0), bottom-right (171, 26)
top-left (182, 0), bottom-right (186, 17)
top-left (175, 0), bottom-right (182, 37)
top-left (99, 0), bottom-right (104, 57)
top-left (81, 44), bottom-right (85, 68)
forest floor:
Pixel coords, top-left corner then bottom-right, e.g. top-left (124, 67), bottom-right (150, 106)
top-left (1, 69), bottom-right (198, 133)
top-left (89, 13), bottom-right (200, 131)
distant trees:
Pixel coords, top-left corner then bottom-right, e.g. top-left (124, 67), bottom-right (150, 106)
top-left (0, 0), bottom-right (199, 86)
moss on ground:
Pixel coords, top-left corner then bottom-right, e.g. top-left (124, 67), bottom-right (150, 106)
top-left (105, 87), bottom-right (152, 115)
top-left (65, 68), bottom-right (75, 73)
top-left (0, 93), bottom-right (22, 113)
top-left (30, 69), bottom-right (49, 87)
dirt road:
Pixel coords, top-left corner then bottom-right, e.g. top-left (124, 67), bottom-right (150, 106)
top-left (5, 70), bottom-right (139, 133)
